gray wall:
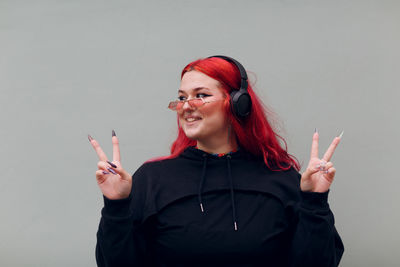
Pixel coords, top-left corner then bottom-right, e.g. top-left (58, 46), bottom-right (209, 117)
top-left (1, 0), bottom-right (399, 266)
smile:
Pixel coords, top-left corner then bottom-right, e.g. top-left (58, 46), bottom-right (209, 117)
top-left (185, 116), bottom-right (202, 122)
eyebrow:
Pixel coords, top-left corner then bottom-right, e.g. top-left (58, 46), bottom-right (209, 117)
top-left (178, 87), bottom-right (210, 94)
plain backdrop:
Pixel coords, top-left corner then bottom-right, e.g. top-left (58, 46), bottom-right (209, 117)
top-left (1, 0), bottom-right (399, 266)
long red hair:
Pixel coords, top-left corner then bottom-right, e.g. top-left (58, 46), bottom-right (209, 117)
top-left (155, 57), bottom-right (300, 172)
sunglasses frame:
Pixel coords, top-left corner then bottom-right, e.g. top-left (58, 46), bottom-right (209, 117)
top-left (168, 97), bottom-right (223, 111)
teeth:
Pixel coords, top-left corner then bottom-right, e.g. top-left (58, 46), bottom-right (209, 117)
top-left (186, 117), bottom-right (200, 122)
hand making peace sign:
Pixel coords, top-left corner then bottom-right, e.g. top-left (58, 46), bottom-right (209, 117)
top-left (300, 130), bottom-right (343, 193)
top-left (88, 130), bottom-right (132, 200)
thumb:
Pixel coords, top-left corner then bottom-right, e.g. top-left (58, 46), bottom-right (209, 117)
top-left (302, 164), bottom-right (320, 179)
top-left (106, 161), bottom-right (131, 181)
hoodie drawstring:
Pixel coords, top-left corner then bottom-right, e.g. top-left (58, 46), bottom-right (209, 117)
top-left (198, 153), bottom-right (208, 213)
top-left (226, 155), bottom-right (238, 231)
top-left (197, 153), bottom-right (238, 231)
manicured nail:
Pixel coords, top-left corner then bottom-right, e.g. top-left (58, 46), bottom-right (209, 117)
top-left (88, 134), bottom-right (93, 142)
top-left (112, 130), bottom-right (116, 137)
top-left (102, 170), bottom-right (109, 174)
top-left (314, 128), bottom-right (318, 133)
top-left (338, 130), bottom-right (344, 139)
top-left (107, 160), bottom-right (117, 168)
top-left (107, 168), bottom-right (117, 175)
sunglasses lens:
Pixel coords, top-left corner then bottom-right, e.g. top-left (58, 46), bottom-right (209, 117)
top-left (168, 101), bottom-right (178, 110)
top-left (189, 99), bottom-right (204, 108)
top-left (176, 101), bottom-right (185, 110)
top-left (169, 99), bottom-right (205, 111)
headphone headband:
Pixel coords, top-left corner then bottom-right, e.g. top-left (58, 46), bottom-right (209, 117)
top-left (207, 55), bottom-right (248, 92)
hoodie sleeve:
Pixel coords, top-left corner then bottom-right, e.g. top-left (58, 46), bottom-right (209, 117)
top-left (95, 164), bottom-right (153, 267)
top-left (288, 190), bottom-right (344, 267)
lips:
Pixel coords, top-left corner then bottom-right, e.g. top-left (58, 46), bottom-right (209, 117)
top-left (184, 116), bottom-right (202, 125)
top-left (186, 117), bottom-right (201, 122)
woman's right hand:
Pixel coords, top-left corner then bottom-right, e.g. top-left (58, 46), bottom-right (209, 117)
top-left (88, 130), bottom-right (132, 200)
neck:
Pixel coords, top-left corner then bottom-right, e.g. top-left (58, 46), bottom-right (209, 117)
top-left (196, 136), bottom-right (238, 155)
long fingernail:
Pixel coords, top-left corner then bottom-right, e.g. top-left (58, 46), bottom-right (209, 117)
top-left (112, 130), bottom-right (116, 137)
top-left (107, 160), bottom-right (117, 168)
top-left (107, 168), bottom-right (117, 175)
top-left (315, 128), bottom-right (318, 133)
top-left (102, 170), bottom-right (109, 174)
top-left (88, 134), bottom-right (93, 142)
top-left (338, 130), bottom-right (344, 139)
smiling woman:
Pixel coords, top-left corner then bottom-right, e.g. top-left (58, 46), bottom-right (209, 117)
top-left (90, 55), bottom-right (344, 266)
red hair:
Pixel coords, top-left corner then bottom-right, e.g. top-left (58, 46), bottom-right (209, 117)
top-left (154, 57), bottom-right (300, 172)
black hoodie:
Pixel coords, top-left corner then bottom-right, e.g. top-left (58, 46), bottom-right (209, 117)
top-left (96, 147), bottom-right (344, 266)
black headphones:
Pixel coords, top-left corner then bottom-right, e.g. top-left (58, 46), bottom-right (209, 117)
top-left (208, 55), bottom-right (252, 119)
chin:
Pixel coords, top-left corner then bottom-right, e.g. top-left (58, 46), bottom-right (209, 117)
top-left (183, 128), bottom-right (202, 140)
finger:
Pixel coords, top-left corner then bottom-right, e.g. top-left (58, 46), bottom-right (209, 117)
top-left (112, 130), bottom-right (121, 162)
top-left (328, 167), bottom-right (336, 176)
top-left (107, 160), bottom-right (117, 168)
top-left (98, 161), bottom-right (110, 170)
top-left (95, 169), bottom-right (108, 184)
top-left (310, 131), bottom-right (319, 159)
top-left (322, 137), bottom-right (341, 162)
top-left (98, 161), bottom-right (118, 175)
top-left (109, 166), bottom-right (131, 181)
top-left (325, 167), bottom-right (336, 182)
top-left (303, 164), bottom-right (320, 178)
top-left (318, 161), bottom-right (333, 174)
top-left (89, 135), bottom-right (108, 162)
top-left (325, 162), bottom-right (333, 169)
top-left (315, 159), bottom-right (326, 171)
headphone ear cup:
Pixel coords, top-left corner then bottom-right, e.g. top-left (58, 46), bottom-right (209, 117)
top-left (208, 55), bottom-right (251, 119)
top-left (230, 90), bottom-right (251, 119)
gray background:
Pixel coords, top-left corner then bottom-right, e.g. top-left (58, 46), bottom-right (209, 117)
top-left (1, 0), bottom-right (399, 266)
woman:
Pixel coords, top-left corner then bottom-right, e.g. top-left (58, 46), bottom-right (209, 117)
top-left (89, 56), bottom-right (344, 266)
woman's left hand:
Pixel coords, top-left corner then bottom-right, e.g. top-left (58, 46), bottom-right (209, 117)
top-left (300, 130), bottom-right (343, 193)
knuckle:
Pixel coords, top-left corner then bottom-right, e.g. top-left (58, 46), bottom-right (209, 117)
top-left (95, 170), bottom-right (103, 178)
top-left (97, 161), bottom-right (106, 169)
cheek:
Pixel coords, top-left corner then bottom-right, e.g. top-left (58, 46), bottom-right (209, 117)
top-left (202, 104), bottom-right (227, 124)
top-left (178, 114), bottom-right (185, 127)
